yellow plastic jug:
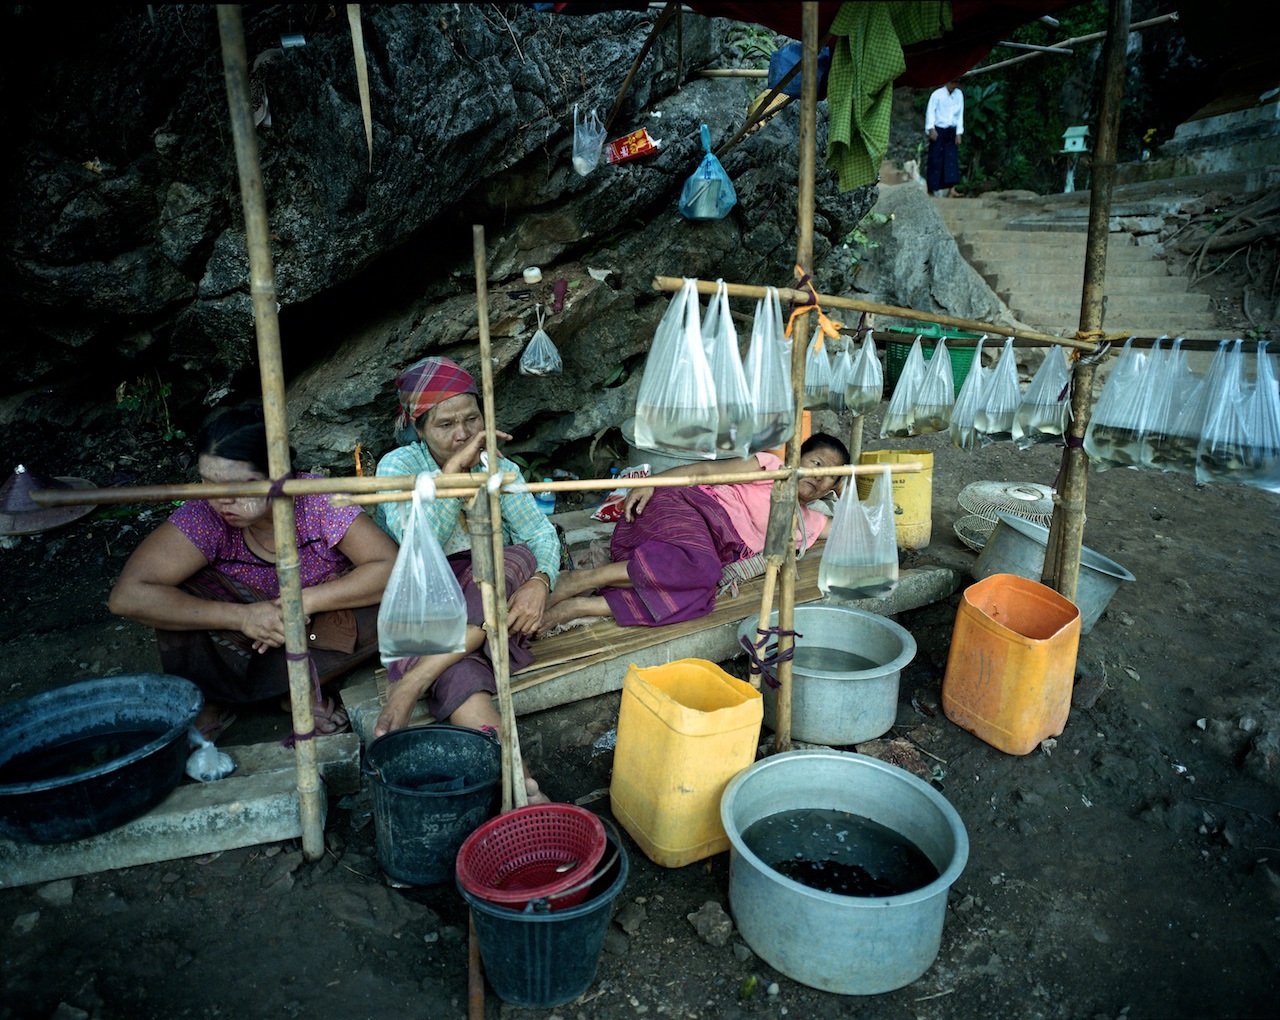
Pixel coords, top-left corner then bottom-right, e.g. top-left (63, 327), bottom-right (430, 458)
top-left (941, 573), bottom-right (1081, 755)
top-left (855, 450), bottom-right (933, 549)
top-left (610, 659), bottom-right (762, 867)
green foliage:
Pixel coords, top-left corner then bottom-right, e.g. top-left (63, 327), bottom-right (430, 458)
top-left (844, 210), bottom-right (889, 278)
top-left (507, 452), bottom-right (551, 483)
top-left (115, 372), bottom-right (186, 442)
top-left (724, 24), bottom-right (781, 65)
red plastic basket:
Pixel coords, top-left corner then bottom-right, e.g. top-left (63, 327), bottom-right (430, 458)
top-left (455, 804), bottom-right (608, 911)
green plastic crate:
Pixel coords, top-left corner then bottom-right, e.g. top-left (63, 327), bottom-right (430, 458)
top-left (883, 322), bottom-right (983, 397)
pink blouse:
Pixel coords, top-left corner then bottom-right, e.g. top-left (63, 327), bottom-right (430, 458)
top-left (169, 484), bottom-right (362, 597)
top-left (702, 452), bottom-right (829, 554)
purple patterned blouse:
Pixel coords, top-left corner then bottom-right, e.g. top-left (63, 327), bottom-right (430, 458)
top-left (169, 484), bottom-right (362, 598)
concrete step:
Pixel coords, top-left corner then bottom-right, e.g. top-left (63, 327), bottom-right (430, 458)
top-left (1012, 309), bottom-right (1221, 334)
top-left (960, 228), bottom-right (1139, 249)
top-left (962, 241), bottom-right (1151, 264)
top-left (970, 256), bottom-right (1175, 279)
top-left (995, 272), bottom-right (1190, 295)
top-left (1008, 292), bottom-right (1212, 316)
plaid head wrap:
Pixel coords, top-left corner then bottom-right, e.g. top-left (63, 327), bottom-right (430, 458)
top-left (394, 356), bottom-right (479, 431)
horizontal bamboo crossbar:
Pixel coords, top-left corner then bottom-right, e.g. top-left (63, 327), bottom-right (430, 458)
top-left (32, 462), bottom-right (921, 510)
top-left (652, 275), bottom-right (1103, 351)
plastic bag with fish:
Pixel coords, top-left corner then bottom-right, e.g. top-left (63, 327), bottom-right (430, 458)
top-left (742, 286), bottom-right (794, 451)
top-left (845, 330), bottom-right (883, 417)
top-left (949, 336), bottom-right (987, 451)
top-left (909, 337), bottom-right (954, 435)
top-left (880, 338), bottom-right (926, 438)
top-left (827, 342), bottom-right (854, 414)
top-left (699, 280), bottom-right (754, 456)
top-left (1083, 338), bottom-right (1158, 470)
top-left (803, 325), bottom-right (832, 410)
top-left (818, 465), bottom-right (898, 599)
top-left (519, 305), bottom-right (563, 376)
top-left (1012, 344), bottom-right (1072, 448)
top-left (974, 338), bottom-right (1021, 446)
top-left (633, 278), bottom-right (719, 457)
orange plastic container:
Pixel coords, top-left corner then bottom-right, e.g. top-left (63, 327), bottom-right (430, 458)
top-left (941, 573), bottom-right (1081, 755)
top-left (610, 660), bottom-right (762, 867)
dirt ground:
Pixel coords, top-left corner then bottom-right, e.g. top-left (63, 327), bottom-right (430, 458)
top-left (3, 278), bottom-right (1279, 1019)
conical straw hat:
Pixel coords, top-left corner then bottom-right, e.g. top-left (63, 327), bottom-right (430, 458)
top-left (0, 464), bottom-right (98, 536)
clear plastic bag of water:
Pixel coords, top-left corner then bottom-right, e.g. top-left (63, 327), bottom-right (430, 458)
top-left (818, 464), bottom-right (898, 599)
top-left (880, 338), bottom-right (926, 438)
top-left (1013, 344), bottom-right (1072, 448)
top-left (634, 278), bottom-right (719, 457)
top-left (845, 330), bottom-right (883, 417)
top-left (909, 337), bottom-right (954, 435)
top-left (700, 280), bottom-right (754, 456)
top-left (949, 336), bottom-right (987, 451)
top-left (378, 473), bottom-right (468, 662)
top-left (186, 726), bottom-right (235, 783)
top-left (974, 337), bottom-right (1022, 445)
top-left (519, 305), bottom-right (563, 376)
top-left (1083, 337), bottom-right (1156, 470)
top-left (742, 287), bottom-right (794, 450)
top-left (803, 325), bottom-right (832, 410)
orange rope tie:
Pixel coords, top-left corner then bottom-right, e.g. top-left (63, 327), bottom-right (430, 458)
top-left (785, 264), bottom-right (842, 349)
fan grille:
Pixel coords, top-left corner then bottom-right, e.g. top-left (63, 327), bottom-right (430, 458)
top-left (957, 481), bottom-right (1057, 528)
top-left (954, 514), bottom-right (995, 551)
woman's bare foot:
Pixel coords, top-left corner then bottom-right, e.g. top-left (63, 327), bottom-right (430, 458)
top-left (540, 595), bottom-right (613, 635)
top-left (524, 775), bottom-right (551, 806)
top-left (547, 562), bottom-right (630, 606)
top-left (195, 702), bottom-right (236, 741)
top-left (374, 671), bottom-right (434, 738)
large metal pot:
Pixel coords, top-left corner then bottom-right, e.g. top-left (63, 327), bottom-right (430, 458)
top-left (0, 674), bottom-right (202, 844)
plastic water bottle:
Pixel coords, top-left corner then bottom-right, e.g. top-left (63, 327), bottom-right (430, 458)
top-left (535, 479), bottom-right (556, 516)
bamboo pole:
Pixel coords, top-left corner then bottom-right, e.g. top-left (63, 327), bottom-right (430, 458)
top-left (472, 224), bottom-right (526, 813)
top-left (697, 69), bottom-right (769, 78)
top-left (651, 276), bottom-right (1101, 352)
top-left (604, 2), bottom-right (677, 133)
top-left (215, 5), bottom-right (324, 861)
top-left (1042, 0), bottom-right (1131, 600)
top-left (848, 416), bottom-right (865, 467)
top-left (769, 3), bottom-right (821, 755)
top-left (965, 13), bottom-right (1177, 78)
top-left (33, 461), bottom-right (922, 510)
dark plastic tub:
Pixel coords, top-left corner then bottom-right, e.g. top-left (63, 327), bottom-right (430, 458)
top-left (460, 833), bottom-right (629, 1008)
top-left (366, 724), bottom-right (501, 885)
top-left (0, 674), bottom-right (202, 844)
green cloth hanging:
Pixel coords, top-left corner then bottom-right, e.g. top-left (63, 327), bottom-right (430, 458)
top-left (825, 2), bottom-right (952, 191)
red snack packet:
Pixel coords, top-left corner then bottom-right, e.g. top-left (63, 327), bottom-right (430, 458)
top-left (604, 128), bottom-right (661, 165)
top-left (591, 464), bottom-right (651, 522)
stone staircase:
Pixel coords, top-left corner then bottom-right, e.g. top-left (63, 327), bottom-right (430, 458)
top-left (937, 188), bottom-right (1220, 338)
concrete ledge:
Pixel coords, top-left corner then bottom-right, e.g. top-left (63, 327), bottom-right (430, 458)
top-left (343, 566), bottom-right (963, 741)
top-left (0, 732), bottom-right (359, 888)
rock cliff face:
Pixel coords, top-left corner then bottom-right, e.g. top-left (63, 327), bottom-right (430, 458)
top-left (1, 5), bottom-right (891, 474)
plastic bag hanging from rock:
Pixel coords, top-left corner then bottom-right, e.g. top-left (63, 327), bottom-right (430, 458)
top-left (520, 304), bottom-right (563, 376)
top-left (572, 104), bottom-right (607, 176)
top-left (1013, 345), bottom-right (1072, 448)
top-left (634, 278), bottom-right (719, 457)
top-left (679, 125), bottom-right (737, 221)
top-left (701, 280), bottom-right (754, 457)
top-left (818, 465), bottom-right (898, 599)
top-left (378, 473), bottom-right (468, 663)
top-left (742, 286), bottom-right (794, 451)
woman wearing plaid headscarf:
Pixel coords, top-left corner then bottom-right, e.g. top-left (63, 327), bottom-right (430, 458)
top-left (375, 356), bottom-right (558, 802)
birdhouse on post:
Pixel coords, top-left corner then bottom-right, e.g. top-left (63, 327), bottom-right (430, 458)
top-left (1060, 126), bottom-right (1089, 193)
top-left (1060, 125), bottom-right (1089, 153)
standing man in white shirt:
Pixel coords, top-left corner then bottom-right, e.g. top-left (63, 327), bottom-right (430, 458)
top-left (925, 80), bottom-right (964, 197)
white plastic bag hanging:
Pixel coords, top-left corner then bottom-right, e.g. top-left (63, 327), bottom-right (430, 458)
top-left (803, 325), bottom-right (832, 410)
top-left (845, 330), bottom-right (883, 417)
top-left (828, 342), bottom-right (854, 414)
top-left (378, 473), bottom-right (468, 662)
top-left (1012, 345), bottom-right (1072, 448)
top-left (949, 336), bottom-right (987, 451)
top-left (634, 278), bottom-right (719, 457)
top-left (1247, 341), bottom-right (1280, 491)
top-left (1196, 340), bottom-right (1253, 485)
top-left (1140, 338), bottom-right (1193, 470)
top-left (818, 465), bottom-right (898, 599)
top-left (881, 337), bottom-right (926, 438)
top-left (572, 104), bottom-right (607, 176)
top-left (909, 337), bottom-right (954, 435)
top-left (519, 305), bottom-right (563, 376)
top-left (1083, 338), bottom-right (1153, 471)
top-left (701, 280), bottom-right (754, 457)
top-left (742, 286), bottom-right (794, 451)
top-left (975, 338), bottom-right (1021, 445)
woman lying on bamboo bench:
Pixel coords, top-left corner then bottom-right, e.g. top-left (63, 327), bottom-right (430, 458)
top-left (374, 356), bottom-right (558, 804)
top-left (109, 404), bottom-right (397, 741)
top-left (541, 434), bottom-right (849, 633)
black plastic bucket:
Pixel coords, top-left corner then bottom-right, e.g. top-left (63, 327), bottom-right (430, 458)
top-left (0, 674), bottom-right (202, 844)
top-left (366, 725), bottom-right (501, 885)
top-left (459, 833), bottom-right (630, 1008)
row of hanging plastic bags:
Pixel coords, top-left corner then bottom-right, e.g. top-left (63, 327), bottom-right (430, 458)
top-left (634, 278), bottom-right (796, 458)
top-left (801, 328), bottom-right (883, 418)
top-left (1084, 337), bottom-right (1279, 491)
top-left (879, 335), bottom-right (1075, 452)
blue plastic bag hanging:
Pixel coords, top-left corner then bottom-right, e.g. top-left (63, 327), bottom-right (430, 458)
top-left (679, 125), bottom-right (736, 221)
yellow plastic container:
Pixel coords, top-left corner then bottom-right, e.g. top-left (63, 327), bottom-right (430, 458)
top-left (610, 659), bottom-right (763, 868)
top-left (941, 573), bottom-right (1081, 756)
top-left (855, 450), bottom-right (933, 549)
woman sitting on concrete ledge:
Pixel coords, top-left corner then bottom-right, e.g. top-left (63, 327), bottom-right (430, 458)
top-left (541, 433), bottom-right (848, 634)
